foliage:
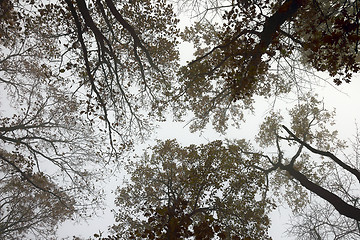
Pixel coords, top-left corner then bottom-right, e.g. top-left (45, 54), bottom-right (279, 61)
top-left (111, 139), bottom-right (273, 239)
top-left (60, 0), bottom-right (180, 141)
top-left (1, 0), bottom-right (179, 144)
top-left (286, 127), bottom-right (360, 239)
top-left (0, 150), bottom-right (75, 239)
top-left (97, 94), bottom-right (360, 240)
top-left (0, 37), bottom-right (105, 236)
top-left (172, 0), bottom-right (360, 236)
top-left (0, 0), bottom-right (179, 238)
top-left (250, 94), bottom-right (360, 235)
top-left (2, 0), bottom-right (360, 238)
top-left (176, 0), bottom-right (360, 132)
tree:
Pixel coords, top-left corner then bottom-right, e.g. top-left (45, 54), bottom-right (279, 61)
top-left (1, 0), bottom-right (179, 145)
top-left (96, 94), bottom-right (360, 240)
top-left (110, 140), bottom-right (273, 239)
top-left (2, 0), bottom-right (360, 238)
top-left (0, 150), bottom-right (75, 239)
top-left (0, 48), bottom-right (106, 237)
top-left (246, 94), bottom-right (360, 236)
top-left (286, 127), bottom-right (360, 239)
top-left (1, 0), bottom-right (179, 238)
top-left (176, 0), bottom-right (360, 132)
top-left (0, 25), bottom-right (105, 235)
top-left (287, 196), bottom-right (360, 239)
top-left (61, 0), bottom-right (179, 142)
top-left (171, 1), bottom-right (360, 235)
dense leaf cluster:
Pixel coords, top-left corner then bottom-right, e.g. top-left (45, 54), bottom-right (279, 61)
top-left (112, 140), bottom-right (272, 239)
top-left (178, 0), bottom-right (360, 132)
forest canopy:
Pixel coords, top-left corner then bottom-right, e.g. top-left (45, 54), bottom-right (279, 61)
top-left (0, 0), bottom-right (360, 239)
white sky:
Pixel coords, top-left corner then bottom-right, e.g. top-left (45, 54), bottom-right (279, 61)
top-left (57, 40), bottom-right (360, 239)
top-left (1, 2), bottom-right (359, 240)
top-left (57, 5), bottom-right (360, 239)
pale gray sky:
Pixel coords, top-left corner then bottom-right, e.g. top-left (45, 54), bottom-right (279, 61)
top-left (57, 8), bottom-right (360, 240)
top-left (58, 76), bottom-right (360, 239)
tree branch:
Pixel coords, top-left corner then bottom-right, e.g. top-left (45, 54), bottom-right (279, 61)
top-left (282, 125), bottom-right (360, 183)
top-left (0, 151), bottom-right (72, 210)
top-left (104, 0), bottom-right (164, 76)
top-left (280, 163), bottom-right (360, 221)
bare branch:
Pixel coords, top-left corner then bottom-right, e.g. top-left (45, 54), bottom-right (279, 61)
top-left (282, 125), bottom-right (360, 183)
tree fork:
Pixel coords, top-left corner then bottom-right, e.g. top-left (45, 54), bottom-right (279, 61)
top-left (282, 125), bottom-right (360, 183)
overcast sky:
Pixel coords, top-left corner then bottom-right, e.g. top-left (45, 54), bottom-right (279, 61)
top-left (57, 9), bottom-right (360, 240)
top-left (57, 67), bottom-right (360, 240)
